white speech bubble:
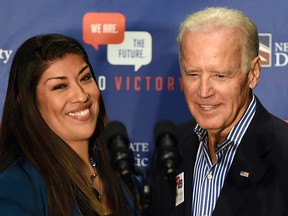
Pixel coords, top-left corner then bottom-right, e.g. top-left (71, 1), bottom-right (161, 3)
top-left (107, 31), bottom-right (152, 71)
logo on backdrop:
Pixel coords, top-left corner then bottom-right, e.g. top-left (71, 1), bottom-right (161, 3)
top-left (259, 33), bottom-right (272, 67)
top-left (107, 31), bottom-right (152, 72)
top-left (83, 12), bottom-right (152, 72)
top-left (259, 33), bottom-right (288, 68)
top-left (83, 12), bottom-right (125, 51)
top-left (82, 12), bottom-right (182, 93)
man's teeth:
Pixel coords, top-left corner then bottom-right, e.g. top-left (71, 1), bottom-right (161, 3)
top-left (68, 109), bottom-right (89, 116)
top-left (200, 105), bottom-right (215, 110)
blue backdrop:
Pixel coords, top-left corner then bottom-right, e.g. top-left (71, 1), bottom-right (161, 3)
top-left (1, 0), bottom-right (288, 170)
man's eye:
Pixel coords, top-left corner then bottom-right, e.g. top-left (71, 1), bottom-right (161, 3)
top-left (213, 74), bottom-right (227, 80)
top-left (188, 73), bottom-right (198, 76)
top-left (217, 74), bottom-right (225, 78)
top-left (184, 71), bottom-right (199, 77)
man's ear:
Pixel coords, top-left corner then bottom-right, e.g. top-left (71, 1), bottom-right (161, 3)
top-left (248, 56), bottom-right (261, 89)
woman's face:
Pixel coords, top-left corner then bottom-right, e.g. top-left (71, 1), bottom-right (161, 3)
top-left (36, 54), bottom-right (100, 148)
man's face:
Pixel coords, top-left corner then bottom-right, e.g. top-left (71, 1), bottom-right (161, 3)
top-left (180, 27), bottom-right (259, 137)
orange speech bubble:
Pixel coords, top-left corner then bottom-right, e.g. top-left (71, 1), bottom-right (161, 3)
top-left (83, 12), bottom-right (125, 50)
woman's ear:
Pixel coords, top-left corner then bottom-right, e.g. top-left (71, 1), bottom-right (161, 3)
top-left (248, 56), bottom-right (261, 89)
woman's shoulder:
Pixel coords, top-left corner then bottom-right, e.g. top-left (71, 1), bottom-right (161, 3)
top-left (0, 158), bottom-right (44, 187)
top-left (0, 158), bottom-right (48, 215)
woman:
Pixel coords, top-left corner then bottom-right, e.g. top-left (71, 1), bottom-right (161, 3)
top-left (0, 34), bottom-right (139, 215)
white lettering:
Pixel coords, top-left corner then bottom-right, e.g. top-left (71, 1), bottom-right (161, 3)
top-left (90, 24), bottom-right (102, 33)
top-left (275, 53), bottom-right (288, 67)
top-left (129, 142), bottom-right (150, 168)
top-left (97, 76), bottom-right (106, 91)
top-left (274, 42), bottom-right (288, 52)
top-left (118, 49), bottom-right (144, 58)
top-left (103, 24), bottom-right (118, 34)
top-left (0, 49), bottom-right (13, 64)
top-left (129, 142), bottom-right (149, 152)
top-left (134, 154), bottom-right (149, 167)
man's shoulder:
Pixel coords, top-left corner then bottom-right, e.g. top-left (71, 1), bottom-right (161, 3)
top-left (176, 119), bottom-right (197, 136)
top-left (175, 119), bottom-right (198, 149)
top-left (271, 115), bottom-right (288, 131)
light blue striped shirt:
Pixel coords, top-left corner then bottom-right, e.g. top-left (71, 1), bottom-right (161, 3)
top-left (191, 95), bottom-right (256, 216)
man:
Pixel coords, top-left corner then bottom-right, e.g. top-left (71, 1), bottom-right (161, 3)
top-left (151, 7), bottom-right (288, 216)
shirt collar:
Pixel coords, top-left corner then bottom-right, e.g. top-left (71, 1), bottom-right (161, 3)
top-left (194, 94), bottom-right (257, 145)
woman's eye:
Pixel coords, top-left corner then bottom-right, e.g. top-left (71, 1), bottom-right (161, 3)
top-left (81, 73), bottom-right (93, 81)
top-left (52, 84), bottom-right (66, 90)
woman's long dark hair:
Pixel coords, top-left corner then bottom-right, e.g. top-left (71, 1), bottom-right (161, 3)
top-left (0, 34), bottom-right (132, 215)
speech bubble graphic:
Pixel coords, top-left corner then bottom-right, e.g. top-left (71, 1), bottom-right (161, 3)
top-left (107, 31), bottom-right (152, 72)
top-left (83, 12), bottom-right (125, 50)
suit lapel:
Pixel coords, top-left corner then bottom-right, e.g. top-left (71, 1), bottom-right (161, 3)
top-left (182, 131), bottom-right (199, 216)
top-left (213, 142), bottom-right (269, 216)
top-left (213, 98), bottom-right (273, 216)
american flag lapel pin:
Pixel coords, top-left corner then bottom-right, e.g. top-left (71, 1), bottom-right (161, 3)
top-left (240, 171), bottom-right (250, 178)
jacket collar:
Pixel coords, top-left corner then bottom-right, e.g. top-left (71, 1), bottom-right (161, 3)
top-left (213, 96), bottom-right (273, 216)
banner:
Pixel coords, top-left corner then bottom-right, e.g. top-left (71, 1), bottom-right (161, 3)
top-left (1, 0), bottom-right (288, 170)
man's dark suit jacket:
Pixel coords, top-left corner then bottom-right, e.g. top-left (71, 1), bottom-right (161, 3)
top-left (150, 98), bottom-right (288, 216)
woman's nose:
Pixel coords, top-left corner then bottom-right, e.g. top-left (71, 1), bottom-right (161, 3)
top-left (70, 85), bottom-right (89, 103)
